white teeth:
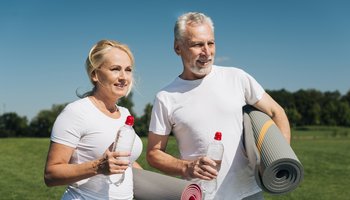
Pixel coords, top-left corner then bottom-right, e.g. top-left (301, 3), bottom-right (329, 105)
top-left (116, 84), bottom-right (127, 88)
top-left (199, 60), bottom-right (209, 64)
top-left (198, 59), bottom-right (211, 63)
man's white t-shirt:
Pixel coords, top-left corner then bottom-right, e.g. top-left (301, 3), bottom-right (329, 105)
top-left (51, 97), bottom-right (143, 200)
top-left (149, 65), bottom-right (265, 199)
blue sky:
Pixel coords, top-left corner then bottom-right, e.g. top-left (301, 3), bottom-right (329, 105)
top-left (1, 0), bottom-right (349, 120)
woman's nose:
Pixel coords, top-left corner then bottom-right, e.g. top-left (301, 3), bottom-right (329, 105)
top-left (118, 70), bottom-right (125, 79)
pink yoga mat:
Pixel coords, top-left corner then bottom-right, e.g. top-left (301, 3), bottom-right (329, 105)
top-left (132, 168), bottom-right (202, 200)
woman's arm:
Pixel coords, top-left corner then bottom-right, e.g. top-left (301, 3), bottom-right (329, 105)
top-left (132, 161), bottom-right (143, 169)
top-left (44, 141), bottom-right (130, 187)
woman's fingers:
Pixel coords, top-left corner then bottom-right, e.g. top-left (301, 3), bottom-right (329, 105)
top-left (101, 150), bottom-right (131, 174)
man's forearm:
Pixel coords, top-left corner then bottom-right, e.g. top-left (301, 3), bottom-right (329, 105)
top-left (272, 108), bottom-right (291, 143)
top-left (146, 149), bottom-right (191, 178)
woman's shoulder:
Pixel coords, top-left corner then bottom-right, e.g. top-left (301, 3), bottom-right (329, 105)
top-left (60, 97), bottom-right (92, 116)
top-left (117, 106), bottom-right (131, 116)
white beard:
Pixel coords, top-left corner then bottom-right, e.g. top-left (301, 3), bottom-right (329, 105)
top-left (190, 64), bottom-right (212, 77)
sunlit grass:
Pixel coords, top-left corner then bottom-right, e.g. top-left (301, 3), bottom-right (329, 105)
top-left (0, 127), bottom-right (349, 199)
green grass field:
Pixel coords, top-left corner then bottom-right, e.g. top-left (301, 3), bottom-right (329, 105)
top-left (0, 127), bottom-right (349, 199)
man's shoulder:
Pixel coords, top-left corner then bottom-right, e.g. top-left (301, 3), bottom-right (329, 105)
top-left (213, 65), bottom-right (247, 76)
top-left (156, 74), bottom-right (192, 92)
top-left (153, 78), bottom-right (177, 99)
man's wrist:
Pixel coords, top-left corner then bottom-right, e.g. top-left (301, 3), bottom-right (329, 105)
top-left (181, 160), bottom-right (193, 179)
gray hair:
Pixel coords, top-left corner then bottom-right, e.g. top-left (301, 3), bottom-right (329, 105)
top-left (174, 12), bottom-right (214, 42)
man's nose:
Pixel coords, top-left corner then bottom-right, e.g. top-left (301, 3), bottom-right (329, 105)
top-left (202, 44), bottom-right (210, 55)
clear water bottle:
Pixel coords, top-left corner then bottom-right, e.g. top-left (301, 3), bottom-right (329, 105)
top-left (201, 131), bottom-right (224, 196)
top-left (112, 115), bottom-right (136, 155)
top-left (109, 115), bottom-right (136, 185)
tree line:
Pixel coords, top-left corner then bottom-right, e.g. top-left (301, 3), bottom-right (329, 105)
top-left (1, 89), bottom-right (350, 138)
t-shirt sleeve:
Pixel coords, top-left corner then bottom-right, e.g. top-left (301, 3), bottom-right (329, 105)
top-left (50, 105), bottom-right (84, 148)
top-left (149, 94), bottom-right (172, 136)
top-left (242, 70), bottom-right (265, 105)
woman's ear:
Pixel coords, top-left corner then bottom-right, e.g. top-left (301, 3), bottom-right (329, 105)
top-left (91, 70), bottom-right (98, 83)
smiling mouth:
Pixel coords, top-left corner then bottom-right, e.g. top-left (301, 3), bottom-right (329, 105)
top-left (115, 83), bottom-right (127, 88)
top-left (197, 59), bottom-right (211, 65)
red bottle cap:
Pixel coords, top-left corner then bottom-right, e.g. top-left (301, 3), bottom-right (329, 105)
top-left (125, 115), bottom-right (134, 126)
top-left (214, 131), bottom-right (222, 141)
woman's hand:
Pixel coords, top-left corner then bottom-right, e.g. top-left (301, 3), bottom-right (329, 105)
top-left (96, 146), bottom-right (131, 175)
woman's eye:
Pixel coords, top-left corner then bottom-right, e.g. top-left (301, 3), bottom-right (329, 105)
top-left (126, 67), bottom-right (133, 72)
top-left (111, 66), bottom-right (121, 71)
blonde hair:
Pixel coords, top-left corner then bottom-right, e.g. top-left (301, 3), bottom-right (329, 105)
top-left (80, 39), bottom-right (135, 97)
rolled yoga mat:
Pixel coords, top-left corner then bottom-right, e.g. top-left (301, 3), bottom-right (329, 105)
top-left (243, 105), bottom-right (304, 195)
top-left (132, 168), bottom-right (202, 200)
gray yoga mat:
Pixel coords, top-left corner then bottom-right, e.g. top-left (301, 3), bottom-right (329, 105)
top-left (243, 105), bottom-right (304, 194)
top-left (132, 168), bottom-right (202, 200)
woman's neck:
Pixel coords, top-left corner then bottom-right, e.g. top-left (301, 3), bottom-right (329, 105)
top-left (90, 94), bottom-right (119, 113)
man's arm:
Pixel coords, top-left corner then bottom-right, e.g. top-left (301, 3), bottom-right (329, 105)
top-left (253, 92), bottom-right (291, 143)
top-left (146, 132), bottom-right (217, 180)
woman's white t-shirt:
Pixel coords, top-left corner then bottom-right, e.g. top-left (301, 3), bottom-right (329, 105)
top-left (51, 97), bottom-right (142, 200)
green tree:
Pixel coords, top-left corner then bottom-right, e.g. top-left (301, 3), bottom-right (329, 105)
top-left (0, 112), bottom-right (28, 137)
top-left (267, 89), bottom-right (295, 109)
top-left (339, 90), bottom-right (350, 126)
top-left (267, 89), bottom-right (302, 126)
top-left (285, 107), bottom-right (302, 127)
top-left (29, 104), bottom-right (66, 137)
top-left (320, 91), bottom-right (341, 126)
top-left (134, 103), bottom-right (153, 137)
top-left (338, 102), bottom-right (350, 126)
top-left (294, 89), bottom-right (322, 125)
top-left (118, 92), bottom-right (136, 117)
top-left (341, 90), bottom-right (350, 106)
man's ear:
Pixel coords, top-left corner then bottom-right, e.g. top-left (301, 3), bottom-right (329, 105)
top-left (174, 42), bottom-right (181, 55)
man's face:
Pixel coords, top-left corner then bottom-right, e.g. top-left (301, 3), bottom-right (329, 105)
top-left (175, 23), bottom-right (215, 80)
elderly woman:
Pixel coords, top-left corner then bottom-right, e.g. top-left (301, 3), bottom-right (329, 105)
top-left (44, 39), bottom-right (143, 200)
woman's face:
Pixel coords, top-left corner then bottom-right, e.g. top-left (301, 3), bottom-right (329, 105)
top-left (92, 47), bottom-right (133, 99)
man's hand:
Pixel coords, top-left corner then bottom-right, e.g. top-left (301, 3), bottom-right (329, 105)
top-left (185, 156), bottom-right (220, 180)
